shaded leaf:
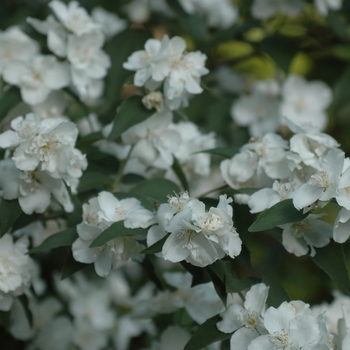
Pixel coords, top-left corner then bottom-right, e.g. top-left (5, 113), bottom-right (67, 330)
top-left (18, 295), bottom-right (33, 328)
top-left (77, 172), bottom-right (113, 193)
top-left (225, 261), bottom-right (253, 293)
top-left (327, 11), bottom-right (350, 43)
top-left (179, 14), bottom-right (208, 42)
top-left (29, 228), bottom-right (77, 254)
top-left (0, 87), bottom-right (21, 123)
top-left (141, 233), bottom-right (170, 255)
top-left (311, 240), bottom-right (350, 295)
top-left (263, 275), bottom-right (290, 308)
top-left (0, 199), bottom-right (22, 237)
top-left (108, 96), bottom-right (154, 140)
top-left (184, 315), bottom-right (232, 350)
top-left (249, 199), bottom-right (307, 232)
top-left (60, 253), bottom-right (87, 280)
top-left (199, 147), bottom-right (239, 158)
top-left (204, 261), bottom-right (227, 305)
top-left (76, 131), bottom-right (103, 150)
top-left (172, 156), bottom-right (189, 192)
top-left (89, 221), bottom-right (147, 248)
top-left (129, 178), bottom-right (180, 204)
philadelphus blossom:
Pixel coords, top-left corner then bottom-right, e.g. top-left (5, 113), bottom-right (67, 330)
top-left (279, 214), bottom-right (333, 257)
top-left (3, 55), bottom-right (70, 105)
top-left (72, 191), bottom-right (155, 277)
top-left (0, 234), bottom-right (35, 312)
top-left (314, 0), bottom-right (343, 16)
top-left (231, 80), bottom-right (281, 137)
top-left (220, 133), bottom-right (291, 190)
top-left (0, 26), bottom-right (39, 77)
top-left (123, 35), bottom-right (208, 110)
top-left (178, 0), bottom-right (238, 28)
top-left (251, 0), bottom-right (305, 19)
top-left (150, 192), bottom-right (242, 267)
top-left (217, 283), bottom-right (269, 350)
top-left (27, 1), bottom-right (112, 104)
top-left (0, 114), bottom-right (86, 213)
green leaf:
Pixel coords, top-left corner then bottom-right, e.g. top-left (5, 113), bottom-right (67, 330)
top-left (311, 240), bottom-right (350, 295)
top-left (103, 29), bottom-right (151, 121)
top-left (248, 199), bottom-right (307, 232)
top-left (60, 253), bottom-right (87, 280)
top-left (204, 261), bottom-right (227, 305)
top-left (333, 64), bottom-right (350, 112)
top-left (141, 233), bottom-right (170, 255)
top-left (184, 315), bottom-right (232, 350)
top-left (89, 221), bottom-right (147, 248)
top-left (76, 131), bottom-right (103, 149)
top-left (199, 147), bottom-right (239, 158)
top-left (327, 11), bottom-right (350, 43)
top-left (263, 275), bottom-right (290, 308)
top-left (18, 295), bottom-right (33, 328)
top-left (179, 14), bottom-right (208, 42)
top-left (129, 178), bottom-right (180, 204)
top-left (77, 172), bottom-right (113, 193)
top-left (0, 87), bottom-right (21, 123)
top-left (29, 228), bottom-right (78, 254)
top-left (172, 156), bottom-right (189, 192)
top-left (0, 199), bottom-right (22, 237)
top-left (108, 96), bottom-right (154, 140)
top-left (225, 261), bottom-right (253, 293)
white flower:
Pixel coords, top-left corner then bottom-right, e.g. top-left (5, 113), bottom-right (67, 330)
top-left (217, 283), bottom-right (269, 350)
top-left (3, 55), bottom-right (70, 105)
top-left (333, 208), bottom-right (350, 243)
top-left (248, 301), bottom-right (321, 350)
top-left (231, 80), bottom-right (281, 137)
top-left (27, 15), bottom-right (67, 57)
top-left (314, 0), bottom-right (342, 15)
top-left (91, 7), bottom-right (127, 38)
top-left (251, 0), bottom-right (305, 19)
top-left (280, 214), bottom-right (333, 257)
top-left (72, 192), bottom-right (155, 277)
top-left (281, 75), bottom-right (332, 131)
top-left (0, 26), bottom-right (39, 76)
top-left (146, 326), bottom-right (191, 350)
top-left (142, 91), bottom-right (164, 112)
top-left (293, 149), bottom-right (344, 210)
top-left (49, 0), bottom-right (97, 35)
top-left (0, 234), bottom-right (35, 311)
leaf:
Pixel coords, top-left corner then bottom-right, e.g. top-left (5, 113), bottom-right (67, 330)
top-left (29, 228), bottom-right (78, 254)
top-left (60, 253), bottom-right (87, 280)
top-left (0, 87), bottom-right (21, 123)
top-left (184, 315), bottom-right (232, 350)
top-left (18, 295), bottom-right (33, 328)
top-left (172, 156), bottom-right (189, 192)
top-left (180, 261), bottom-right (212, 286)
top-left (327, 11), bottom-right (350, 43)
top-left (261, 35), bottom-right (299, 72)
top-left (103, 29), bottom-right (151, 121)
top-left (204, 261), bottom-right (227, 305)
top-left (311, 241), bottom-right (350, 295)
top-left (333, 64), bottom-right (350, 112)
top-left (179, 14), bottom-right (208, 42)
top-left (199, 147), bottom-right (239, 158)
top-left (77, 172), bottom-right (113, 193)
top-left (129, 178), bottom-right (180, 204)
top-left (225, 261), bottom-right (253, 293)
top-left (108, 96), bottom-right (154, 140)
top-left (76, 131), bottom-right (103, 149)
top-left (262, 275), bottom-right (290, 308)
top-left (89, 221), bottom-right (147, 248)
top-left (248, 199), bottom-right (307, 232)
top-left (141, 233), bottom-right (170, 255)
top-left (0, 199), bottom-right (22, 237)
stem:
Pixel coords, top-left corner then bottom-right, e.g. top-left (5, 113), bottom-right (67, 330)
top-left (110, 145), bottom-right (134, 192)
top-left (197, 184), bottom-right (229, 199)
top-left (238, 291), bottom-right (246, 303)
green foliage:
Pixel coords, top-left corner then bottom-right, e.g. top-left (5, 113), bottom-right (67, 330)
top-left (29, 228), bottom-right (78, 254)
top-left (0, 199), bottom-right (22, 237)
top-left (249, 199), bottom-right (308, 232)
top-left (184, 315), bottom-right (232, 350)
top-left (263, 275), bottom-right (291, 308)
top-left (89, 221), bottom-right (148, 248)
top-left (141, 233), bottom-right (170, 255)
top-left (311, 241), bottom-right (350, 295)
top-left (107, 96), bottom-right (154, 140)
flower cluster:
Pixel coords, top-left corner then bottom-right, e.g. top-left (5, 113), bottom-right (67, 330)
top-left (231, 75), bottom-right (333, 137)
top-left (148, 192), bottom-right (242, 267)
top-left (72, 191), bottom-right (155, 277)
top-left (0, 113), bottom-right (87, 214)
top-left (123, 35), bottom-right (209, 110)
top-left (217, 283), bottom-right (335, 350)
